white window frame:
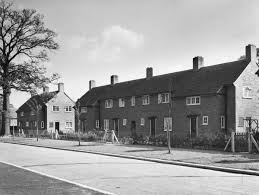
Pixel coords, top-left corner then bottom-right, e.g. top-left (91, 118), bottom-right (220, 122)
top-left (41, 121), bottom-right (44, 128)
top-left (64, 106), bottom-right (72, 112)
top-left (202, 116), bottom-right (208, 125)
top-left (142, 95), bottom-right (150, 105)
top-left (65, 121), bottom-right (73, 129)
top-left (131, 96), bottom-right (135, 106)
top-left (123, 119), bottom-right (127, 126)
top-left (221, 116), bottom-right (225, 129)
top-left (52, 105), bottom-right (60, 112)
top-left (186, 96), bottom-right (201, 105)
top-left (105, 99), bottom-right (113, 108)
top-left (96, 120), bottom-right (99, 128)
top-left (158, 93), bottom-right (170, 104)
top-left (119, 98), bottom-right (125, 107)
top-left (104, 119), bottom-right (109, 130)
top-left (163, 117), bottom-right (172, 131)
top-left (80, 106), bottom-right (87, 113)
top-left (26, 121), bottom-right (29, 127)
top-left (243, 86), bottom-right (252, 99)
top-left (49, 122), bottom-right (53, 128)
top-left (140, 118), bottom-right (145, 126)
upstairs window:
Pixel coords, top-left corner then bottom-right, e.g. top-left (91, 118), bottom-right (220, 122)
top-left (64, 106), bottom-right (72, 112)
top-left (52, 105), bottom-right (59, 112)
top-left (30, 111), bottom-right (35, 116)
top-left (243, 86), bottom-right (252, 99)
top-left (26, 121), bottom-right (29, 127)
top-left (80, 107), bottom-right (87, 113)
top-left (158, 93), bottom-right (170, 104)
top-left (20, 112), bottom-right (24, 116)
top-left (142, 95), bottom-right (150, 105)
top-left (105, 99), bottom-right (113, 108)
top-left (131, 96), bottom-right (135, 106)
top-left (119, 98), bottom-right (125, 107)
top-left (186, 96), bottom-right (201, 105)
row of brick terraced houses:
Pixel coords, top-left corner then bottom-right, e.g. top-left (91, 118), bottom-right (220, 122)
top-left (17, 44), bottom-right (259, 139)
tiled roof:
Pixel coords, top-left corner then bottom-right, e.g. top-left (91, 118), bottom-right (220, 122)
top-left (17, 91), bottom-right (58, 112)
top-left (79, 59), bottom-right (250, 106)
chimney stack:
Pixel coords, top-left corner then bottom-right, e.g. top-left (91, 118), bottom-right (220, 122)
top-left (246, 44), bottom-right (257, 61)
top-left (43, 86), bottom-right (49, 93)
top-left (146, 67), bottom-right (153, 79)
top-left (89, 80), bottom-right (96, 90)
top-left (58, 83), bottom-right (64, 92)
top-left (111, 75), bottom-right (118, 85)
top-left (193, 56), bottom-right (204, 70)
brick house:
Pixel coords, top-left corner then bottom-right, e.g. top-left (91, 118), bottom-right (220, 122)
top-left (77, 44), bottom-right (259, 139)
top-left (17, 83), bottom-right (75, 134)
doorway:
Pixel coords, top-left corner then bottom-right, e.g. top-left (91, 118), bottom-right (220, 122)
top-left (113, 119), bottom-right (119, 137)
top-left (55, 122), bottom-right (60, 132)
top-left (150, 117), bottom-right (156, 137)
top-left (190, 116), bottom-right (198, 138)
top-left (131, 121), bottom-right (136, 137)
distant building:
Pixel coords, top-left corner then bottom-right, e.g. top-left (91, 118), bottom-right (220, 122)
top-left (77, 44), bottom-right (259, 139)
top-left (16, 83), bottom-right (75, 135)
top-left (0, 97), bottom-right (17, 133)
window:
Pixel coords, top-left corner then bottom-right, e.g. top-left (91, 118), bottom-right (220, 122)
top-left (119, 98), bottom-right (125, 107)
top-left (142, 95), bottom-right (150, 105)
top-left (202, 116), bottom-right (208, 125)
top-left (80, 107), bottom-right (87, 113)
top-left (158, 93), bottom-right (170, 104)
top-left (49, 122), bottom-right (54, 128)
top-left (104, 119), bottom-right (109, 130)
top-left (26, 121), bottom-right (29, 127)
top-left (140, 118), bottom-right (145, 126)
top-left (52, 105), bottom-right (59, 112)
top-left (41, 121), bottom-right (44, 128)
top-left (238, 117), bottom-right (244, 127)
top-left (96, 120), bottom-right (99, 128)
top-left (34, 121), bottom-right (37, 127)
top-left (220, 116), bottom-right (225, 129)
top-left (186, 96), bottom-right (201, 105)
top-left (123, 119), bottom-right (127, 126)
top-left (20, 112), bottom-right (24, 116)
top-left (30, 111), bottom-right (35, 115)
top-left (164, 117), bottom-right (172, 131)
top-left (243, 86), bottom-right (252, 99)
top-left (65, 121), bottom-right (73, 128)
top-left (131, 96), bottom-right (135, 106)
top-left (64, 106), bottom-right (72, 112)
top-left (105, 99), bottom-right (113, 108)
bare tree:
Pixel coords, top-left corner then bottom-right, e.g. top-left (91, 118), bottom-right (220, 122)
top-left (0, 1), bottom-right (59, 135)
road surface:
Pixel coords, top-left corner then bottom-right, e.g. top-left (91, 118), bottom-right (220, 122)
top-left (0, 142), bottom-right (258, 194)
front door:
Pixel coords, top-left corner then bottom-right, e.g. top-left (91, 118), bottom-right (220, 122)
top-left (55, 122), bottom-right (60, 132)
top-left (190, 117), bottom-right (197, 138)
top-left (150, 118), bottom-right (156, 137)
top-left (113, 119), bottom-right (119, 137)
top-left (131, 121), bottom-right (136, 137)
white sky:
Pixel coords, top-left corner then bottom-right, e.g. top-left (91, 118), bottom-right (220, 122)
top-left (10, 0), bottom-right (259, 108)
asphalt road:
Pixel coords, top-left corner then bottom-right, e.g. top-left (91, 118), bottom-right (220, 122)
top-left (0, 142), bottom-right (259, 195)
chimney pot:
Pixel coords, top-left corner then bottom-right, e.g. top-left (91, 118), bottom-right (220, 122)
top-left (146, 67), bottom-right (153, 79)
top-left (246, 44), bottom-right (257, 61)
top-left (58, 83), bottom-right (64, 92)
top-left (111, 75), bottom-right (118, 85)
top-left (89, 80), bottom-right (96, 90)
top-left (43, 86), bottom-right (49, 93)
top-left (193, 56), bottom-right (204, 70)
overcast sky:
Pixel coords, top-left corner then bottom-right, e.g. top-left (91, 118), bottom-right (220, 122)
top-left (11, 0), bottom-right (259, 108)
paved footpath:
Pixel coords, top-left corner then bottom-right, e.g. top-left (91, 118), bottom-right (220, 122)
top-left (0, 162), bottom-right (107, 195)
top-left (0, 142), bottom-right (259, 195)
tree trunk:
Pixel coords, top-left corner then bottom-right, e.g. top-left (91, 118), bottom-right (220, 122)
top-left (1, 87), bottom-right (10, 136)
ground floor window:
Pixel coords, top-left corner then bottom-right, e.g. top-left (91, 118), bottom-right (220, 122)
top-left (220, 116), bottom-right (225, 129)
top-left (65, 121), bottom-right (73, 128)
top-left (202, 116), bottom-right (208, 125)
top-left (238, 117), bottom-right (244, 127)
top-left (140, 118), bottom-right (145, 126)
top-left (104, 119), bottom-right (109, 130)
top-left (96, 120), bottom-right (99, 128)
top-left (26, 121), bottom-right (29, 127)
top-left (123, 119), bottom-right (127, 126)
top-left (41, 121), bottom-right (44, 128)
top-left (164, 117), bottom-right (172, 131)
top-left (49, 122), bottom-right (53, 128)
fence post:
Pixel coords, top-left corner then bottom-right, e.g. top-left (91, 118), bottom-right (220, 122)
top-left (231, 131), bottom-right (235, 153)
top-left (248, 119), bottom-right (252, 153)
